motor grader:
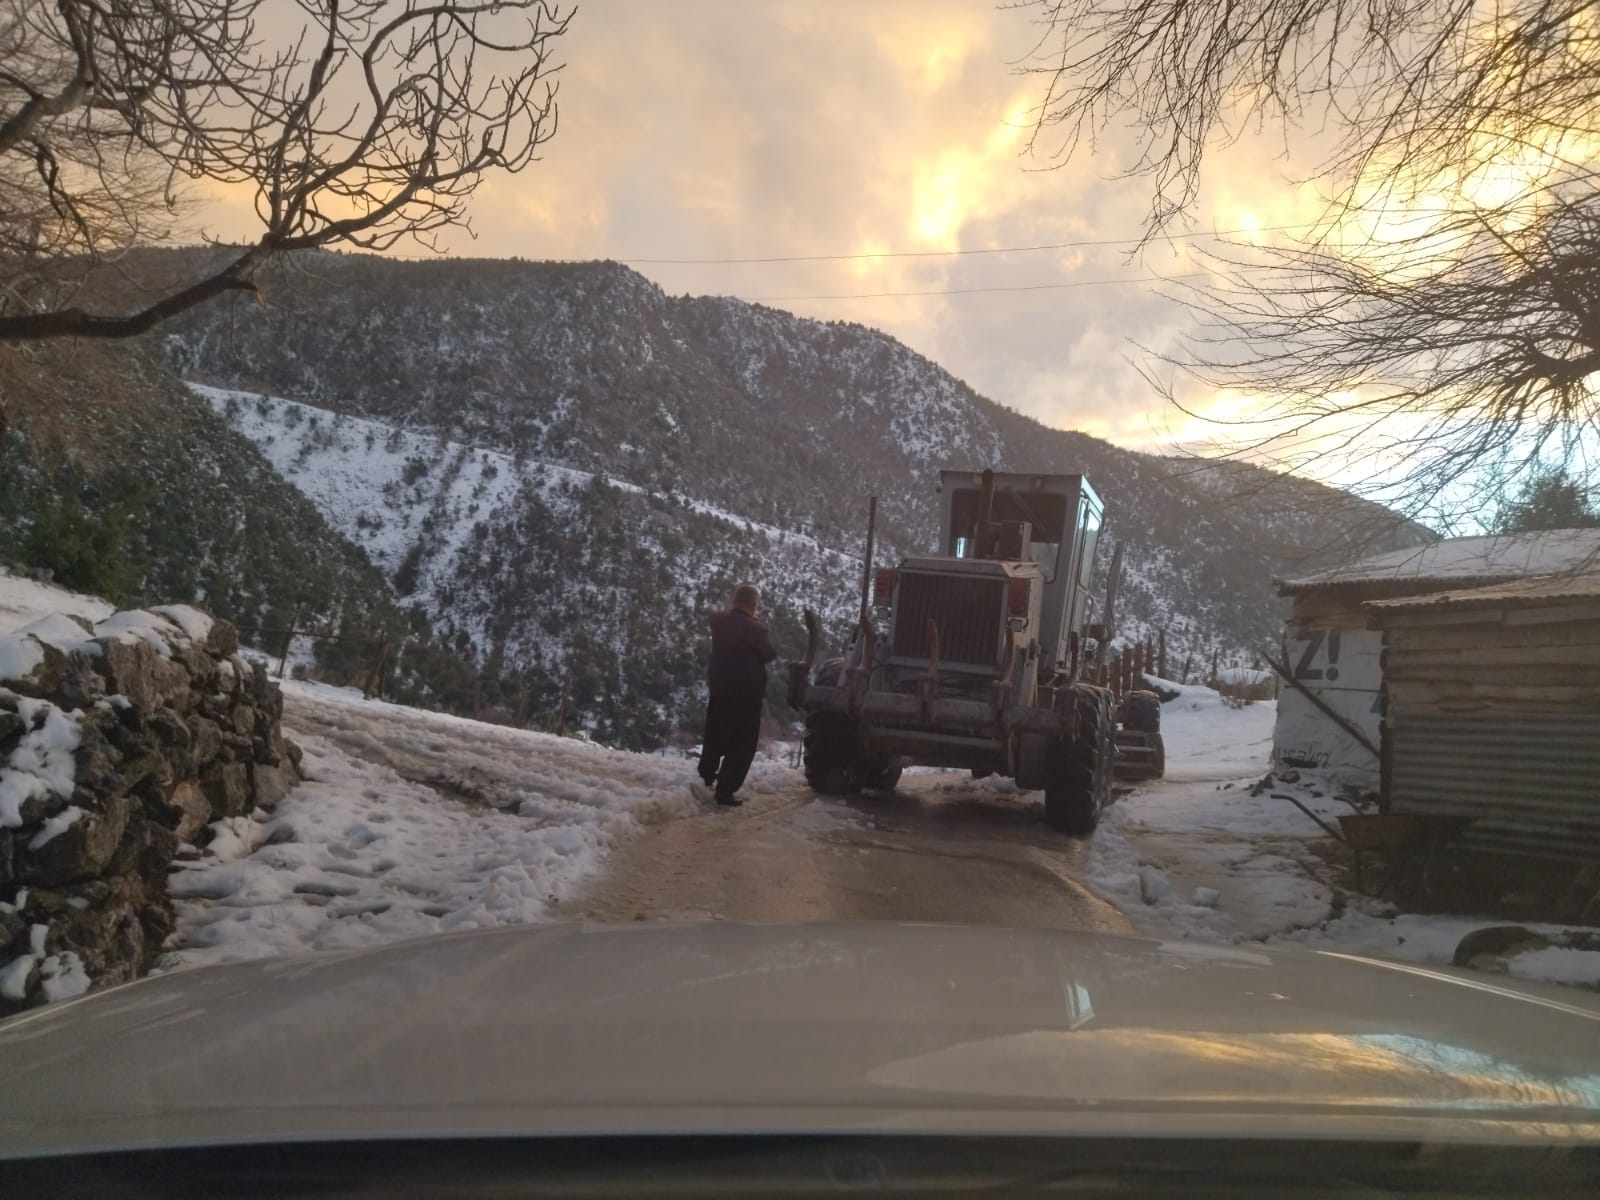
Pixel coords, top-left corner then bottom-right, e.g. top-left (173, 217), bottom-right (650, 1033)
top-left (790, 469), bottom-right (1164, 834)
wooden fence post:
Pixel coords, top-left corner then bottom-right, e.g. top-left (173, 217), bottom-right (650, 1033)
top-left (1158, 630), bottom-right (1168, 680)
top-left (363, 632), bottom-right (389, 700)
top-left (277, 617), bottom-right (299, 680)
top-left (555, 673), bottom-right (572, 737)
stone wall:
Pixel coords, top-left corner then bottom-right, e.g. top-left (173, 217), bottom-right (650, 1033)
top-left (0, 607), bottom-right (299, 1014)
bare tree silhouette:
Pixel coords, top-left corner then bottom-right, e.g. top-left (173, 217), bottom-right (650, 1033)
top-left (1018, 0), bottom-right (1600, 524)
top-left (1, 0), bottom-right (571, 341)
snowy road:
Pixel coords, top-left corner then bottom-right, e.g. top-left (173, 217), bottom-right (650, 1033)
top-left (284, 681), bottom-right (1129, 936)
top-left (574, 776), bottom-right (1132, 934)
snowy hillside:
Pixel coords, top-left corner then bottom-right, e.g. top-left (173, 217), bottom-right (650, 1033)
top-left (194, 385), bottom-right (864, 746)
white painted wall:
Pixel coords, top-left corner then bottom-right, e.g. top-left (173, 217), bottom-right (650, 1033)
top-left (1270, 623), bottom-right (1383, 787)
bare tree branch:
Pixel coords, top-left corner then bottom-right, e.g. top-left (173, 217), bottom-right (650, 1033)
top-left (1018, 0), bottom-right (1600, 526)
top-left (1, 0), bottom-right (571, 341)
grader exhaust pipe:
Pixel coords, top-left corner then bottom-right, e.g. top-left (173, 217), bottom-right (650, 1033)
top-left (787, 608), bottom-right (821, 709)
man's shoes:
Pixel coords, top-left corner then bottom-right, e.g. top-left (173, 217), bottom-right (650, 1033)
top-left (715, 792), bottom-right (743, 807)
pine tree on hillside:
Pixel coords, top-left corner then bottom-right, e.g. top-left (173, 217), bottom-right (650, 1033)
top-left (1492, 470), bottom-right (1600, 533)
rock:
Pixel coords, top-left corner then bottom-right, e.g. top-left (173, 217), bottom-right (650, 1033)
top-left (219, 733), bottom-right (255, 760)
top-left (52, 658), bottom-right (107, 712)
top-left (205, 619), bottom-right (240, 659)
top-left (285, 737), bottom-right (304, 770)
top-left (1277, 769), bottom-right (1302, 783)
top-left (249, 659), bottom-right (272, 703)
top-left (1192, 886), bottom-right (1220, 908)
top-left (231, 704), bottom-right (258, 738)
top-left (201, 761), bottom-right (251, 818)
top-left (143, 708), bottom-right (195, 777)
top-left (0, 709), bottom-right (24, 753)
top-left (99, 639), bottom-right (189, 711)
top-left (169, 641), bottom-right (216, 688)
top-left (249, 761), bottom-right (298, 811)
top-left (77, 708), bottom-right (129, 779)
top-left (20, 795), bottom-right (133, 885)
top-left (1138, 866), bottom-right (1172, 905)
top-left (1452, 925), bottom-right (1542, 968)
top-left (252, 736), bottom-right (281, 766)
top-left (261, 681), bottom-right (284, 723)
top-left (186, 715), bottom-right (223, 766)
top-left (16, 875), bottom-right (171, 999)
top-left (158, 779), bottom-right (212, 843)
top-left (115, 749), bottom-right (173, 795)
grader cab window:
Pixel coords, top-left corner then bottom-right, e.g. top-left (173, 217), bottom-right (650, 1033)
top-left (947, 488), bottom-right (1070, 576)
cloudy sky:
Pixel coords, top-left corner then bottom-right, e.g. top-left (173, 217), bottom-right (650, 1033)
top-left (201, 0), bottom-right (1331, 457)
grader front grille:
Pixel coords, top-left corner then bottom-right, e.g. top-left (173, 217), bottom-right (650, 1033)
top-left (891, 573), bottom-right (1004, 669)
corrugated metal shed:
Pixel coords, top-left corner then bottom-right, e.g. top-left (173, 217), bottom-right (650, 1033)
top-left (1369, 573), bottom-right (1600, 863)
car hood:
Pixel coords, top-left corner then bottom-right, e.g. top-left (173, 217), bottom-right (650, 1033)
top-left (2, 921), bottom-right (1599, 1155)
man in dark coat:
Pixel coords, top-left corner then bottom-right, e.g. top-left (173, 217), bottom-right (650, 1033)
top-left (696, 583), bottom-right (776, 807)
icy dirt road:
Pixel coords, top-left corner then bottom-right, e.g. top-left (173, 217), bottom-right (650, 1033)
top-left (573, 778), bottom-right (1133, 934)
top-left (286, 678), bottom-right (1130, 935)
top-left (165, 679), bottom-right (1125, 968)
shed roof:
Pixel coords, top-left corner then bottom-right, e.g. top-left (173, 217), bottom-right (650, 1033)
top-left (1365, 570), bottom-right (1600, 616)
top-left (1276, 528), bottom-right (1600, 596)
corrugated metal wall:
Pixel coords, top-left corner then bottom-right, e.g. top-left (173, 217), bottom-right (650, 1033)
top-left (1383, 609), bottom-right (1600, 861)
top-left (1389, 712), bottom-right (1600, 859)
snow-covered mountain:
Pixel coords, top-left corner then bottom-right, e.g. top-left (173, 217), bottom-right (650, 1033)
top-left (142, 249), bottom-right (1426, 745)
top-left (191, 384), bottom-right (864, 746)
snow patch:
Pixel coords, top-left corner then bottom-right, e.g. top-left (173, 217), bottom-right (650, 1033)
top-left (151, 605), bottom-right (215, 644)
top-left (0, 698), bottom-right (82, 829)
top-left (0, 954), bottom-right (34, 1001)
top-left (38, 952), bottom-right (91, 1002)
top-left (27, 805), bottom-right (83, 850)
top-left (93, 609), bottom-right (181, 654)
top-left (1507, 947), bottom-right (1600, 989)
top-left (161, 681), bottom-right (709, 970)
top-left (0, 568), bottom-right (114, 631)
top-left (0, 633), bottom-right (42, 683)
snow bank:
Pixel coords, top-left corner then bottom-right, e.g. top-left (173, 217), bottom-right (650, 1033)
top-left (162, 683), bottom-right (709, 969)
top-left (0, 574), bottom-right (113, 684)
top-left (1159, 687), bottom-right (1276, 782)
top-left (0, 568), bottom-right (114, 630)
top-left (1091, 695), bottom-right (1600, 991)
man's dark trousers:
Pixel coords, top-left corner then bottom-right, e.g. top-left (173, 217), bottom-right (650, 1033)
top-left (699, 694), bottom-right (762, 800)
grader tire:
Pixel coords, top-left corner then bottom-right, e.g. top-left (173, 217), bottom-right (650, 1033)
top-left (803, 711), bottom-right (863, 795)
top-left (1044, 687), bottom-right (1114, 836)
top-left (864, 763), bottom-right (903, 793)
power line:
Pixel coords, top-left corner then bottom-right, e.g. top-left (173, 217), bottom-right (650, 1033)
top-left (747, 272), bottom-right (1212, 301)
top-left (622, 225), bottom-right (1304, 266)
